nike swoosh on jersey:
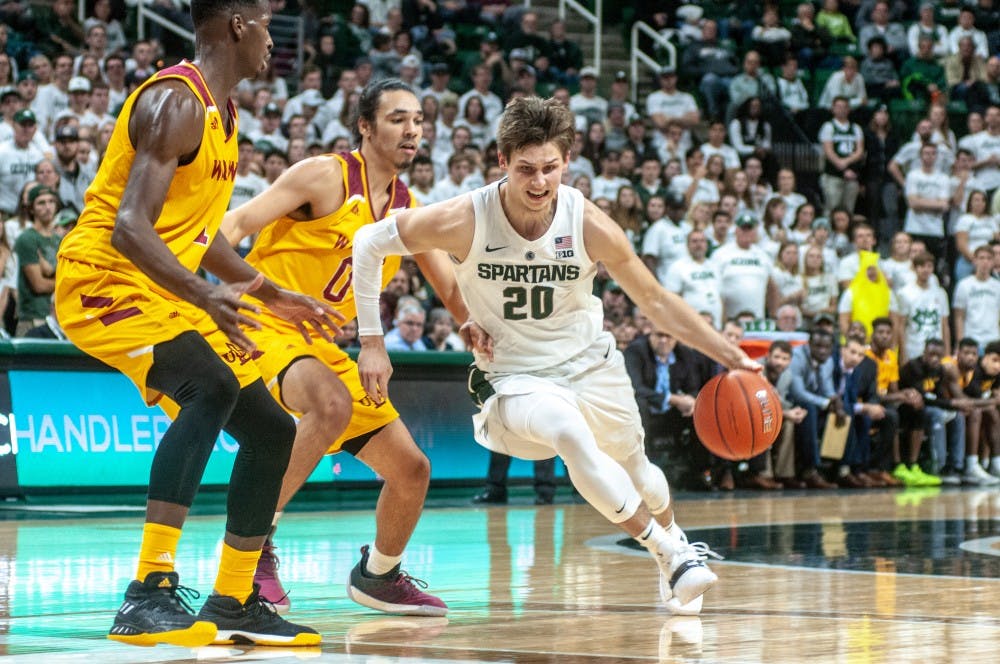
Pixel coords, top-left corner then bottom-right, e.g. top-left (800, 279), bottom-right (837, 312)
top-left (485, 245), bottom-right (508, 252)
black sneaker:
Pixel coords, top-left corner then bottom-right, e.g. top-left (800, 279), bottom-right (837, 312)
top-left (198, 584), bottom-right (321, 646)
top-left (471, 488), bottom-right (507, 504)
top-left (107, 571), bottom-right (217, 647)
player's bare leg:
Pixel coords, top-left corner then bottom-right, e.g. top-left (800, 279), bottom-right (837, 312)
top-left (355, 421), bottom-right (429, 556)
top-left (346, 420), bottom-right (447, 616)
top-left (276, 358), bottom-right (353, 509)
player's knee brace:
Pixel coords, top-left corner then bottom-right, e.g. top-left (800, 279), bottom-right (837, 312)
top-left (540, 414), bottom-right (641, 524)
top-left (223, 380), bottom-right (298, 537)
top-left (630, 452), bottom-right (670, 515)
top-left (146, 331), bottom-right (241, 506)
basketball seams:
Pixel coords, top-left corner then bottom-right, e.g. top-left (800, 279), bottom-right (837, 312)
top-left (710, 373), bottom-right (738, 460)
top-left (731, 373), bottom-right (760, 458)
top-left (694, 369), bottom-right (783, 462)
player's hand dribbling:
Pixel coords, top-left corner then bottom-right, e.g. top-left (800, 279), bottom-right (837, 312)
top-left (731, 354), bottom-right (762, 373)
top-left (260, 286), bottom-right (346, 344)
top-left (202, 274), bottom-right (266, 354)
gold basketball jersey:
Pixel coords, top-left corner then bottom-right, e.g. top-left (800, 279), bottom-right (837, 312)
top-left (57, 60), bottom-right (239, 298)
top-left (246, 150), bottom-right (414, 320)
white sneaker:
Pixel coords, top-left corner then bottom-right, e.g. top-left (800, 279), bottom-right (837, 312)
top-left (663, 592), bottom-right (704, 616)
top-left (659, 526), bottom-right (711, 614)
top-left (655, 538), bottom-right (720, 606)
top-left (962, 463), bottom-right (1000, 485)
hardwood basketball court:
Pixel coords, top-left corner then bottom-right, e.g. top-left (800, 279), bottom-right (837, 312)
top-left (1, 487), bottom-right (998, 662)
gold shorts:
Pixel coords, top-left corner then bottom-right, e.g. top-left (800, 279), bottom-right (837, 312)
top-left (55, 258), bottom-right (262, 408)
top-left (250, 318), bottom-right (400, 453)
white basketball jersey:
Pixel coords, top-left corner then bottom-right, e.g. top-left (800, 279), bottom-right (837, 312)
top-left (455, 181), bottom-right (602, 374)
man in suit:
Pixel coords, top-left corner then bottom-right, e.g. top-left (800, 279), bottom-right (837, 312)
top-left (834, 335), bottom-right (888, 487)
top-left (624, 325), bottom-right (714, 479)
top-left (788, 328), bottom-right (842, 488)
top-left (747, 341), bottom-right (808, 489)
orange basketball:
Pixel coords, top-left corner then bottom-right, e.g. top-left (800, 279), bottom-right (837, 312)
top-left (692, 370), bottom-right (784, 461)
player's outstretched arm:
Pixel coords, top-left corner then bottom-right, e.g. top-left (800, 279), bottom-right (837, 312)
top-left (581, 199), bottom-right (755, 372)
top-left (352, 195), bottom-right (476, 402)
top-left (220, 155), bottom-right (347, 246)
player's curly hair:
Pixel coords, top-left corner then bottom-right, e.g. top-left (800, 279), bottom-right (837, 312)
top-left (496, 97), bottom-right (574, 162)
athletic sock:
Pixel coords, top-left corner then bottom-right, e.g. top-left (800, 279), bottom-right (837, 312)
top-left (214, 542), bottom-right (262, 604)
top-left (967, 455), bottom-right (981, 472)
top-left (136, 522), bottom-right (182, 581)
top-left (991, 456), bottom-right (1000, 474)
top-left (365, 545), bottom-right (403, 576)
top-left (635, 519), bottom-right (674, 558)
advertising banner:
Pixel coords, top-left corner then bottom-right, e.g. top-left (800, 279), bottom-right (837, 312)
top-left (5, 365), bottom-right (548, 490)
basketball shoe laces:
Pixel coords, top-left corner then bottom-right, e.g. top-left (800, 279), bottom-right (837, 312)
top-left (243, 587), bottom-right (281, 617)
top-left (682, 541), bottom-right (724, 563)
top-left (150, 580), bottom-right (201, 615)
top-left (391, 570), bottom-right (432, 595)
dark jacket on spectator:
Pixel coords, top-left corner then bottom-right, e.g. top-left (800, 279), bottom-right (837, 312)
top-left (681, 39), bottom-right (740, 79)
top-left (624, 336), bottom-right (713, 416)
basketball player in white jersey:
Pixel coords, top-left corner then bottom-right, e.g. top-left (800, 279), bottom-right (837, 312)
top-left (351, 97), bottom-right (758, 613)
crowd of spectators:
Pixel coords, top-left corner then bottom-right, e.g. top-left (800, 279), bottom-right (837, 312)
top-left (2, 0), bottom-right (1000, 493)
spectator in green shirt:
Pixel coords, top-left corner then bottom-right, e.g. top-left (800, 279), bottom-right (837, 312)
top-left (901, 34), bottom-right (949, 102)
top-left (817, 0), bottom-right (857, 43)
top-left (13, 184), bottom-right (61, 336)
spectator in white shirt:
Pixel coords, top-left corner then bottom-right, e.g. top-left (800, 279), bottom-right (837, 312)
top-left (458, 64), bottom-right (504, 125)
top-left (880, 231), bottom-right (918, 292)
top-left (949, 7), bottom-right (990, 59)
top-left (818, 56), bottom-right (868, 110)
top-left (591, 149), bottom-right (632, 201)
top-left (664, 229), bottom-right (723, 328)
top-left (568, 66), bottom-right (608, 129)
top-left (889, 118), bottom-right (955, 190)
top-left (953, 189), bottom-right (1000, 283)
top-left (428, 152), bottom-right (475, 203)
top-left (773, 168), bottom-right (807, 228)
top-left (907, 3), bottom-right (950, 60)
top-left (710, 213), bottom-right (779, 321)
top-left (406, 155), bottom-right (436, 206)
top-left (904, 143), bottom-right (952, 265)
top-left (645, 66), bottom-right (699, 142)
top-left (776, 56), bottom-right (809, 119)
top-left (250, 102), bottom-right (288, 154)
top-left (898, 252), bottom-right (951, 364)
top-left (971, 105), bottom-right (1000, 196)
top-left (953, 245), bottom-right (1000, 349)
top-left (643, 192), bottom-right (692, 286)
top-left (701, 120), bottom-right (741, 171)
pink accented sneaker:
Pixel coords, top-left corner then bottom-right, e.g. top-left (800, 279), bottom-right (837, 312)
top-left (346, 545), bottom-right (448, 617)
top-left (254, 540), bottom-right (291, 615)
